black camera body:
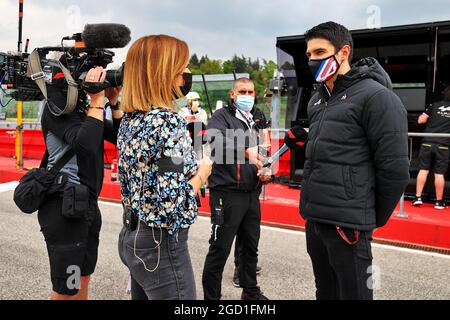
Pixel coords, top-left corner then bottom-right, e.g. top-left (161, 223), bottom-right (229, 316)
top-left (0, 51), bottom-right (41, 101)
top-left (0, 23), bottom-right (129, 111)
top-left (1, 47), bottom-right (123, 103)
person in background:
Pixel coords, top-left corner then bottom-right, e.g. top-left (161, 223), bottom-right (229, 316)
top-left (413, 85), bottom-right (450, 209)
top-left (179, 91), bottom-right (208, 124)
top-left (232, 100), bottom-right (269, 288)
top-left (202, 77), bottom-right (271, 300)
top-left (117, 34), bottom-right (212, 300)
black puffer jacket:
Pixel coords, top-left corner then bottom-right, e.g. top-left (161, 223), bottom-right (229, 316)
top-left (300, 57), bottom-right (410, 231)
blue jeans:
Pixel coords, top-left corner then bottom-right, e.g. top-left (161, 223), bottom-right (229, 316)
top-left (118, 224), bottom-right (196, 300)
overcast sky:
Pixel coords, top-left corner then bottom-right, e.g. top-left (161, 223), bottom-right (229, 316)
top-left (1, 0), bottom-right (449, 66)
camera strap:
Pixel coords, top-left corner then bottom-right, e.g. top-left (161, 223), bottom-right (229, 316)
top-left (27, 49), bottom-right (79, 116)
top-left (48, 148), bottom-right (76, 176)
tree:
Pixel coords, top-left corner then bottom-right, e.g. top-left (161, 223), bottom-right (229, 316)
top-left (223, 60), bottom-right (236, 74)
top-left (231, 54), bottom-right (248, 73)
top-left (199, 55), bottom-right (209, 65)
top-left (200, 59), bottom-right (223, 74)
top-left (188, 52), bottom-right (278, 99)
top-left (263, 60), bottom-right (278, 79)
top-left (250, 58), bottom-right (261, 73)
top-left (189, 54), bottom-right (200, 69)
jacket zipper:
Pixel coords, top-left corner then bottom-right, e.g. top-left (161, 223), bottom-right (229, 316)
top-left (309, 85), bottom-right (333, 167)
top-left (310, 101), bottom-right (328, 165)
top-left (306, 100), bottom-right (329, 187)
top-left (235, 109), bottom-right (256, 189)
top-left (303, 101), bottom-right (328, 203)
top-left (304, 83), bottom-right (348, 203)
top-left (305, 84), bottom-right (338, 192)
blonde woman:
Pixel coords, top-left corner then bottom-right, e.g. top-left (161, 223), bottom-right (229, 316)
top-left (117, 35), bottom-right (212, 300)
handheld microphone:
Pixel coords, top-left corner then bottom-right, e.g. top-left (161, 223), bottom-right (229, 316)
top-left (262, 125), bottom-right (308, 167)
top-left (284, 125), bottom-right (308, 150)
top-left (263, 144), bottom-right (289, 167)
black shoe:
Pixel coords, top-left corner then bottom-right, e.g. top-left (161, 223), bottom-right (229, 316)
top-left (435, 200), bottom-right (447, 210)
top-left (232, 268), bottom-right (240, 287)
top-left (412, 196), bottom-right (423, 206)
top-left (241, 288), bottom-right (269, 300)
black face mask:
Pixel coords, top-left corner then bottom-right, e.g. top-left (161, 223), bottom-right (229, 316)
top-left (179, 72), bottom-right (192, 97)
top-left (308, 53), bottom-right (341, 83)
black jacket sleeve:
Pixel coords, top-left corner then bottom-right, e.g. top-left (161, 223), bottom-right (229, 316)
top-left (104, 117), bottom-right (122, 145)
top-left (43, 110), bottom-right (105, 156)
top-left (424, 103), bottom-right (433, 116)
top-left (64, 117), bottom-right (105, 155)
top-left (363, 88), bottom-right (410, 227)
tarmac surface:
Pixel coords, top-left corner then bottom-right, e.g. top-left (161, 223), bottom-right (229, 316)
top-left (0, 186), bottom-right (449, 300)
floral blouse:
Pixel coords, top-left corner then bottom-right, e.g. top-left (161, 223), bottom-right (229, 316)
top-left (117, 109), bottom-right (199, 235)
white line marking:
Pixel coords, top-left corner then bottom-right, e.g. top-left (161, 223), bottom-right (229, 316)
top-left (98, 201), bottom-right (450, 259)
top-left (372, 243), bottom-right (450, 259)
top-left (0, 181), bottom-right (19, 193)
top-left (99, 201), bottom-right (122, 208)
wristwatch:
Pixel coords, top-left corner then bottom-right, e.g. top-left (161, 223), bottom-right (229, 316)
top-left (107, 101), bottom-right (121, 111)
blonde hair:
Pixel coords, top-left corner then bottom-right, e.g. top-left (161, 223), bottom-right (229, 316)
top-left (121, 35), bottom-right (190, 112)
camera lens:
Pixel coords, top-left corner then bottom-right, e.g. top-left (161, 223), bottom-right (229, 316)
top-left (105, 63), bottom-right (124, 87)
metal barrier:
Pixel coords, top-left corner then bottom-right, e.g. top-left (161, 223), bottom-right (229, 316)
top-left (268, 129), bottom-right (450, 219)
top-left (397, 132), bottom-right (450, 218)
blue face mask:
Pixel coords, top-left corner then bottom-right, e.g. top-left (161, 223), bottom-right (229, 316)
top-left (235, 95), bottom-right (254, 112)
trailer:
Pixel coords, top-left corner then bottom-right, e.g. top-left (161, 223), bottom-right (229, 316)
top-left (275, 20), bottom-right (450, 200)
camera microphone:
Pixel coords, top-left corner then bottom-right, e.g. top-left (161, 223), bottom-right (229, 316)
top-left (262, 125), bottom-right (308, 167)
top-left (81, 23), bottom-right (131, 49)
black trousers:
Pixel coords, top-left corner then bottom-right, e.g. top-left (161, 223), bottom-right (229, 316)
top-left (306, 221), bottom-right (374, 300)
top-left (130, 276), bottom-right (148, 300)
top-left (234, 237), bottom-right (259, 270)
top-left (202, 190), bottom-right (261, 300)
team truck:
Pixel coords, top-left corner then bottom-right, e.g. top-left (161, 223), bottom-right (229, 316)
top-left (274, 20), bottom-right (450, 201)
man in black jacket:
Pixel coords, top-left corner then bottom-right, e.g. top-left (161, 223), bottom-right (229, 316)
top-left (301, 22), bottom-right (409, 300)
top-left (232, 105), bottom-right (268, 287)
top-left (202, 78), bottom-right (270, 300)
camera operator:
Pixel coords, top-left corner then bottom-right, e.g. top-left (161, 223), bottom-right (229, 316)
top-left (38, 66), bottom-right (123, 300)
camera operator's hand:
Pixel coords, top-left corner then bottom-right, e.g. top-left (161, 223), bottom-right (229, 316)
top-left (105, 86), bottom-right (122, 106)
top-left (85, 67), bottom-right (106, 108)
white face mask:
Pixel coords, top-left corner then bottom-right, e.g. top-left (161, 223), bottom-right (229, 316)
top-left (192, 101), bottom-right (200, 108)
